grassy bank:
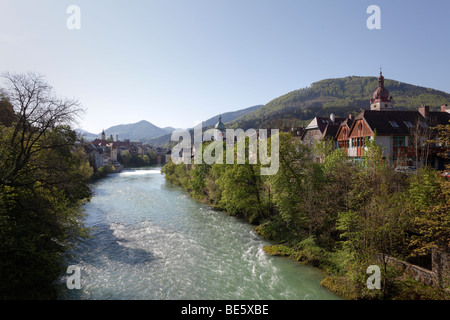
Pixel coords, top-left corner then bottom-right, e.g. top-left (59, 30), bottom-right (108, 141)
top-left (260, 242), bottom-right (449, 300)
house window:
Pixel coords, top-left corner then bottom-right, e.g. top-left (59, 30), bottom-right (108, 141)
top-left (359, 137), bottom-right (365, 147)
top-left (404, 121), bottom-right (414, 128)
top-left (389, 121), bottom-right (399, 128)
top-left (352, 137), bottom-right (365, 148)
top-left (339, 140), bottom-right (348, 149)
top-left (393, 136), bottom-right (406, 154)
top-left (393, 136), bottom-right (405, 147)
top-left (358, 123), bottom-right (363, 131)
top-left (420, 121), bottom-right (429, 128)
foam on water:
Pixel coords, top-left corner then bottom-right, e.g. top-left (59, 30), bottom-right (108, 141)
top-left (57, 167), bottom-right (341, 300)
top-left (119, 169), bottom-right (160, 176)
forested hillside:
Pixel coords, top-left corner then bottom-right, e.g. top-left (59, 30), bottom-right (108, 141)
top-left (230, 76), bottom-right (450, 130)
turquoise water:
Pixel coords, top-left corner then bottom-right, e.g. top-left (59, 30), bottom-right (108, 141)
top-left (57, 167), bottom-right (340, 300)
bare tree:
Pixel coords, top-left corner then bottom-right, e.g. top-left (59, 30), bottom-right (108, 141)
top-left (409, 117), bottom-right (435, 168)
top-left (0, 72), bottom-right (85, 187)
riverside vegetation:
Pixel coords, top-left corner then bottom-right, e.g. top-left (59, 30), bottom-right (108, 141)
top-left (0, 73), bottom-right (93, 299)
top-left (162, 131), bottom-right (450, 300)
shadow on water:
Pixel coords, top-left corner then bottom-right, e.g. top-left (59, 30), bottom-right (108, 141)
top-left (57, 220), bottom-right (157, 299)
top-left (77, 221), bottom-right (155, 266)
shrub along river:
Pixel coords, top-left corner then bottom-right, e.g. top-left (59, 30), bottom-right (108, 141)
top-left (57, 167), bottom-right (340, 300)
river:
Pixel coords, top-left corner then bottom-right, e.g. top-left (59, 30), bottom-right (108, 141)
top-left (57, 167), bottom-right (340, 300)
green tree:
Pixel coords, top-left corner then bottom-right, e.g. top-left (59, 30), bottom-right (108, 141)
top-left (218, 162), bottom-right (266, 224)
top-left (120, 150), bottom-right (132, 166)
top-left (0, 72), bottom-right (91, 299)
top-left (0, 95), bottom-right (15, 127)
top-left (406, 168), bottom-right (449, 258)
top-left (434, 121), bottom-right (450, 169)
top-left (335, 133), bottom-right (410, 297)
top-left (313, 137), bottom-right (335, 163)
top-left (268, 132), bottom-right (314, 239)
top-left (189, 163), bottom-right (210, 199)
top-left (147, 149), bottom-right (157, 164)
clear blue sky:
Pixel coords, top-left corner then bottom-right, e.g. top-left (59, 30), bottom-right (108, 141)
top-left (1, 0), bottom-right (449, 133)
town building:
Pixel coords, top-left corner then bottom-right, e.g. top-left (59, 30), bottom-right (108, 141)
top-left (335, 72), bottom-right (450, 170)
top-left (83, 143), bottom-right (104, 170)
top-left (301, 113), bottom-right (347, 148)
top-left (83, 129), bottom-right (171, 172)
top-left (91, 133), bottom-right (118, 165)
top-left (300, 113), bottom-right (349, 162)
top-left (335, 114), bottom-right (355, 155)
top-left (282, 126), bottom-right (306, 142)
top-left (369, 70), bottom-right (394, 111)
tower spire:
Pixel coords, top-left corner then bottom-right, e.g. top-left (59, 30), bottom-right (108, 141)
top-left (214, 115), bottom-right (226, 141)
top-left (378, 68), bottom-right (385, 89)
top-left (371, 69), bottom-right (393, 111)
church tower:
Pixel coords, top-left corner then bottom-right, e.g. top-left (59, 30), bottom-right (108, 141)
top-left (370, 70), bottom-right (394, 111)
top-left (101, 129), bottom-right (106, 141)
top-left (214, 116), bottom-right (226, 141)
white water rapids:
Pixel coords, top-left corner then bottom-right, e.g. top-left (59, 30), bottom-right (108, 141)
top-left (57, 167), bottom-right (340, 300)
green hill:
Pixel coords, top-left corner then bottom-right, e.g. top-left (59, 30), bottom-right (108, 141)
top-left (78, 120), bottom-right (175, 142)
top-left (230, 76), bottom-right (450, 130)
top-left (202, 105), bottom-right (263, 128)
top-left (103, 120), bottom-right (169, 141)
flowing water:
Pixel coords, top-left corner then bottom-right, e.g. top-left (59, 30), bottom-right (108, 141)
top-left (57, 167), bottom-right (340, 300)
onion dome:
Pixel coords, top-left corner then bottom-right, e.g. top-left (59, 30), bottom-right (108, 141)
top-left (215, 115), bottom-right (225, 132)
top-left (372, 71), bottom-right (390, 102)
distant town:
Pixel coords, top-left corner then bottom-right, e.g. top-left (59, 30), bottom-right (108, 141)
top-left (80, 71), bottom-right (450, 180)
top-left (82, 130), bottom-right (171, 174)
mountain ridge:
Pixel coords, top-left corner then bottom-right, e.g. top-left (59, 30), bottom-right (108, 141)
top-left (229, 76), bottom-right (450, 130)
top-left (77, 119), bottom-right (171, 141)
top-left (77, 105), bottom-right (263, 143)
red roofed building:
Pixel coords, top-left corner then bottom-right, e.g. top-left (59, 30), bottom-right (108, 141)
top-left (370, 70), bottom-right (394, 111)
top-left (335, 72), bottom-right (450, 170)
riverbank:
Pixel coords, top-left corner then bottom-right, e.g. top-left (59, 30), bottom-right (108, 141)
top-left (90, 164), bottom-right (123, 181)
top-left (259, 243), bottom-right (449, 300)
top-left (90, 162), bottom-right (161, 181)
top-left (188, 193), bottom-right (450, 300)
top-left (160, 135), bottom-right (450, 301)
top-left (160, 162), bottom-right (346, 298)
